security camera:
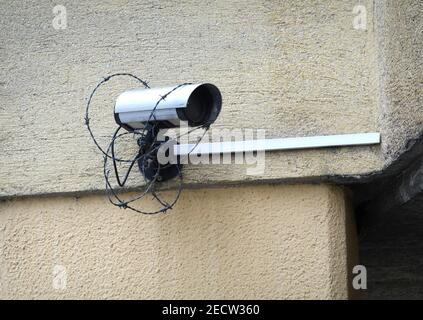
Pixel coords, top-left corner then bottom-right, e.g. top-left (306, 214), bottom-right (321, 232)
top-left (114, 83), bottom-right (222, 131)
top-left (112, 83), bottom-right (222, 183)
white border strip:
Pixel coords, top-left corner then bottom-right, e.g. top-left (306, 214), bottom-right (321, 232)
top-left (175, 132), bottom-right (380, 156)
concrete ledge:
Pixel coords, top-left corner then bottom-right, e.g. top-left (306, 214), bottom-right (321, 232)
top-left (0, 184), bottom-right (355, 299)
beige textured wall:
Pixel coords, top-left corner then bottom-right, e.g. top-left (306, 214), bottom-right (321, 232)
top-left (2, 0), bottom-right (418, 301)
top-left (0, 0), bottom-right (381, 197)
top-left (375, 0), bottom-right (423, 165)
top-left (0, 184), bottom-right (355, 299)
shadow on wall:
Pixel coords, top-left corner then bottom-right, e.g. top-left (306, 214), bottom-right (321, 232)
top-left (359, 203), bottom-right (423, 299)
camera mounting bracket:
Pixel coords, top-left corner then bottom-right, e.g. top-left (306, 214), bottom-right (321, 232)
top-left (137, 124), bottom-right (181, 182)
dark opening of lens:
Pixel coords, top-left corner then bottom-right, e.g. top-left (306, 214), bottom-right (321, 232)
top-left (184, 86), bottom-right (212, 126)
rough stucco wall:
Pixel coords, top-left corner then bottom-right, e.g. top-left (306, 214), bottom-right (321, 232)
top-left (0, 184), bottom-right (354, 299)
top-left (375, 0), bottom-right (423, 165)
top-left (0, 0), bottom-right (381, 197)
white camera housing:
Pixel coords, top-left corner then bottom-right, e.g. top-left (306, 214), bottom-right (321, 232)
top-left (114, 83), bottom-right (222, 131)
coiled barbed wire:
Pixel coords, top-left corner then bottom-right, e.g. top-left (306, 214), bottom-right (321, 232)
top-left (85, 73), bottom-right (210, 214)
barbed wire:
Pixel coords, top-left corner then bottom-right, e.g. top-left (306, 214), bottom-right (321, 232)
top-left (85, 73), bottom-right (210, 214)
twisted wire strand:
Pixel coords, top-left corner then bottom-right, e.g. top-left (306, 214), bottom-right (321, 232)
top-left (86, 73), bottom-right (210, 214)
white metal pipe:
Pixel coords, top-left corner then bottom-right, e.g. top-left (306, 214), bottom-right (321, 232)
top-left (174, 132), bottom-right (380, 156)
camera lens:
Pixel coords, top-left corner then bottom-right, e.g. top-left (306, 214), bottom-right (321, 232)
top-left (185, 86), bottom-right (212, 126)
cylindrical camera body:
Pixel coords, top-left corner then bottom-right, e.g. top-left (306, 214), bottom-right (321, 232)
top-left (114, 83), bottom-right (222, 131)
